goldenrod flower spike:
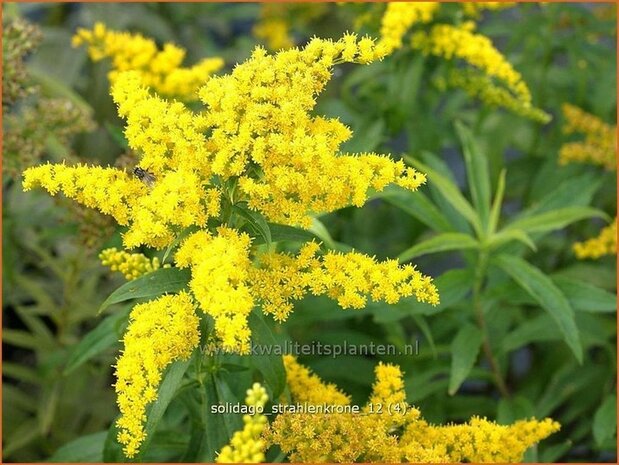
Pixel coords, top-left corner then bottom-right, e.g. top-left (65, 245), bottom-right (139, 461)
top-left (283, 355), bottom-right (351, 405)
top-left (267, 359), bottom-right (560, 463)
top-left (573, 218), bottom-right (617, 259)
top-left (198, 36), bottom-right (426, 228)
top-left (216, 383), bottom-right (269, 463)
top-left (411, 22), bottom-right (532, 106)
top-left (99, 247), bottom-right (165, 280)
top-left (250, 242), bottom-right (439, 322)
top-left (559, 104), bottom-right (617, 170)
top-left (378, 2), bottom-right (440, 54)
top-left (176, 227), bottom-right (255, 354)
top-left (115, 292), bottom-right (200, 458)
top-left (461, 2), bottom-right (516, 17)
top-left (72, 22), bottom-right (223, 100)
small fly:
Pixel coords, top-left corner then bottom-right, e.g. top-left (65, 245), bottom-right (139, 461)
top-left (133, 167), bottom-right (156, 187)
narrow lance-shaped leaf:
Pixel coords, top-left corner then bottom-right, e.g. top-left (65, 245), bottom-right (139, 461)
top-left (488, 169), bottom-right (506, 234)
top-left (99, 268), bottom-right (190, 314)
top-left (503, 207), bottom-right (608, 235)
top-left (398, 232), bottom-right (478, 262)
top-left (494, 254), bottom-right (583, 363)
top-left (455, 121), bottom-right (491, 230)
top-left (448, 323), bottom-right (483, 395)
top-left (380, 188), bottom-right (453, 233)
top-left (405, 155), bottom-right (483, 238)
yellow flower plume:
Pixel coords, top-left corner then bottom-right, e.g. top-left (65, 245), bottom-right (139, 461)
top-left (573, 218), bottom-right (617, 259)
top-left (216, 383), bottom-right (269, 463)
top-left (175, 227), bottom-right (255, 354)
top-left (72, 22), bottom-right (223, 100)
top-left (250, 242), bottom-right (439, 322)
top-left (267, 358), bottom-right (560, 463)
top-left (378, 2), bottom-right (439, 54)
top-left (99, 247), bottom-right (166, 280)
top-left (559, 103), bottom-right (616, 170)
top-left (114, 292), bottom-right (200, 458)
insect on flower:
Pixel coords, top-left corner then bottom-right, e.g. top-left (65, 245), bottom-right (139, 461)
top-left (133, 166), bottom-right (156, 187)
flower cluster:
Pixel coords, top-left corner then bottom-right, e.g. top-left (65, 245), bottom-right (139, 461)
top-left (216, 383), bottom-right (269, 463)
top-left (461, 2), bottom-right (516, 17)
top-left (23, 30), bottom-right (441, 455)
top-left (377, 2), bottom-right (439, 54)
top-left (266, 357), bottom-right (560, 463)
top-left (72, 22), bottom-right (224, 101)
top-left (99, 247), bottom-right (165, 280)
top-left (175, 227), bottom-right (255, 354)
top-left (573, 219), bottom-right (617, 259)
top-left (437, 69), bottom-right (551, 123)
top-left (374, 3), bottom-right (545, 122)
top-left (283, 354), bottom-right (350, 405)
top-left (115, 292), bottom-right (200, 458)
top-left (411, 22), bottom-right (531, 106)
top-left (251, 242), bottom-right (439, 322)
top-left (559, 104), bottom-right (616, 170)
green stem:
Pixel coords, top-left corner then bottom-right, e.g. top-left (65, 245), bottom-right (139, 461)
top-left (473, 250), bottom-right (510, 398)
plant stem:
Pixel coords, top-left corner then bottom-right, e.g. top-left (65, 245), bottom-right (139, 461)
top-left (473, 250), bottom-right (510, 398)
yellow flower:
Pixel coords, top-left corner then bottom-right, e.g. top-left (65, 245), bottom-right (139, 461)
top-left (72, 22), bottom-right (223, 100)
top-left (401, 416), bottom-right (560, 463)
top-left (115, 292), bottom-right (200, 458)
top-left (250, 242), bottom-right (439, 322)
top-left (461, 2), bottom-right (516, 18)
top-left (411, 22), bottom-right (532, 106)
top-left (559, 104), bottom-right (616, 170)
top-left (378, 2), bottom-right (440, 54)
top-left (22, 161), bottom-right (221, 250)
top-left (439, 69), bottom-right (551, 123)
top-left (216, 383), bottom-right (269, 463)
top-left (267, 359), bottom-right (560, 463)
top-left (99, 247), bottom-right (166, 280)
top-left (198, 36), bottom-right (427, 228)
top-left (573, 218), bottom-right (617, 259)
top-left (283, 355), bottom-right (350, 405)
top-left (22, 162), bottom-right (145, 226)
top-left (175, 227), bottom-right (255, 354)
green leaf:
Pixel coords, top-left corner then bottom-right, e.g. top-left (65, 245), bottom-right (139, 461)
top-left (455, 121), bottom-right (491, 229)
top-left (487, 229), bottom-right (537, 251)
top-left (504, 207), bottom-right (607, 235)
top-left (381, 189), bottom-right (453, 233)
top-left (405, 156), bottom-right (483, 237)
top-left (248, 310), bottom-right (286, 399)
top-left (233, 203), bottom-right (271, 245)
top-left (64, 307), bottom-right (130, 374)
top-left (502, 314), bottom-right (560, 353)
top-left (49, 431), bottom-right (106, 462)
top-left (449, 323), bottom-right (483, 395)
top-left (593, 394), bottom-right (617, 447)
top-left (398, 232), bottom-right (478, 262)
top-left (494, 254), bottom-right (582, 363)
top-left (135, 358), bottom-right (191, 460)
top-left (98, 268), bottom-right (190, 314)
top-left (553, 276), bottom-right (617, 313)
top-left (196, 374), bottom-right (240, 462)
top-left (488, 169), bottom-right (506, 234)
top-left (262, 223), bottom-right (323, 245)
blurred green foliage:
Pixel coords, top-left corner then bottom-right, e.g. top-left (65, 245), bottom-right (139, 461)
top-left (2, 2), bottom-right (616, 463)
